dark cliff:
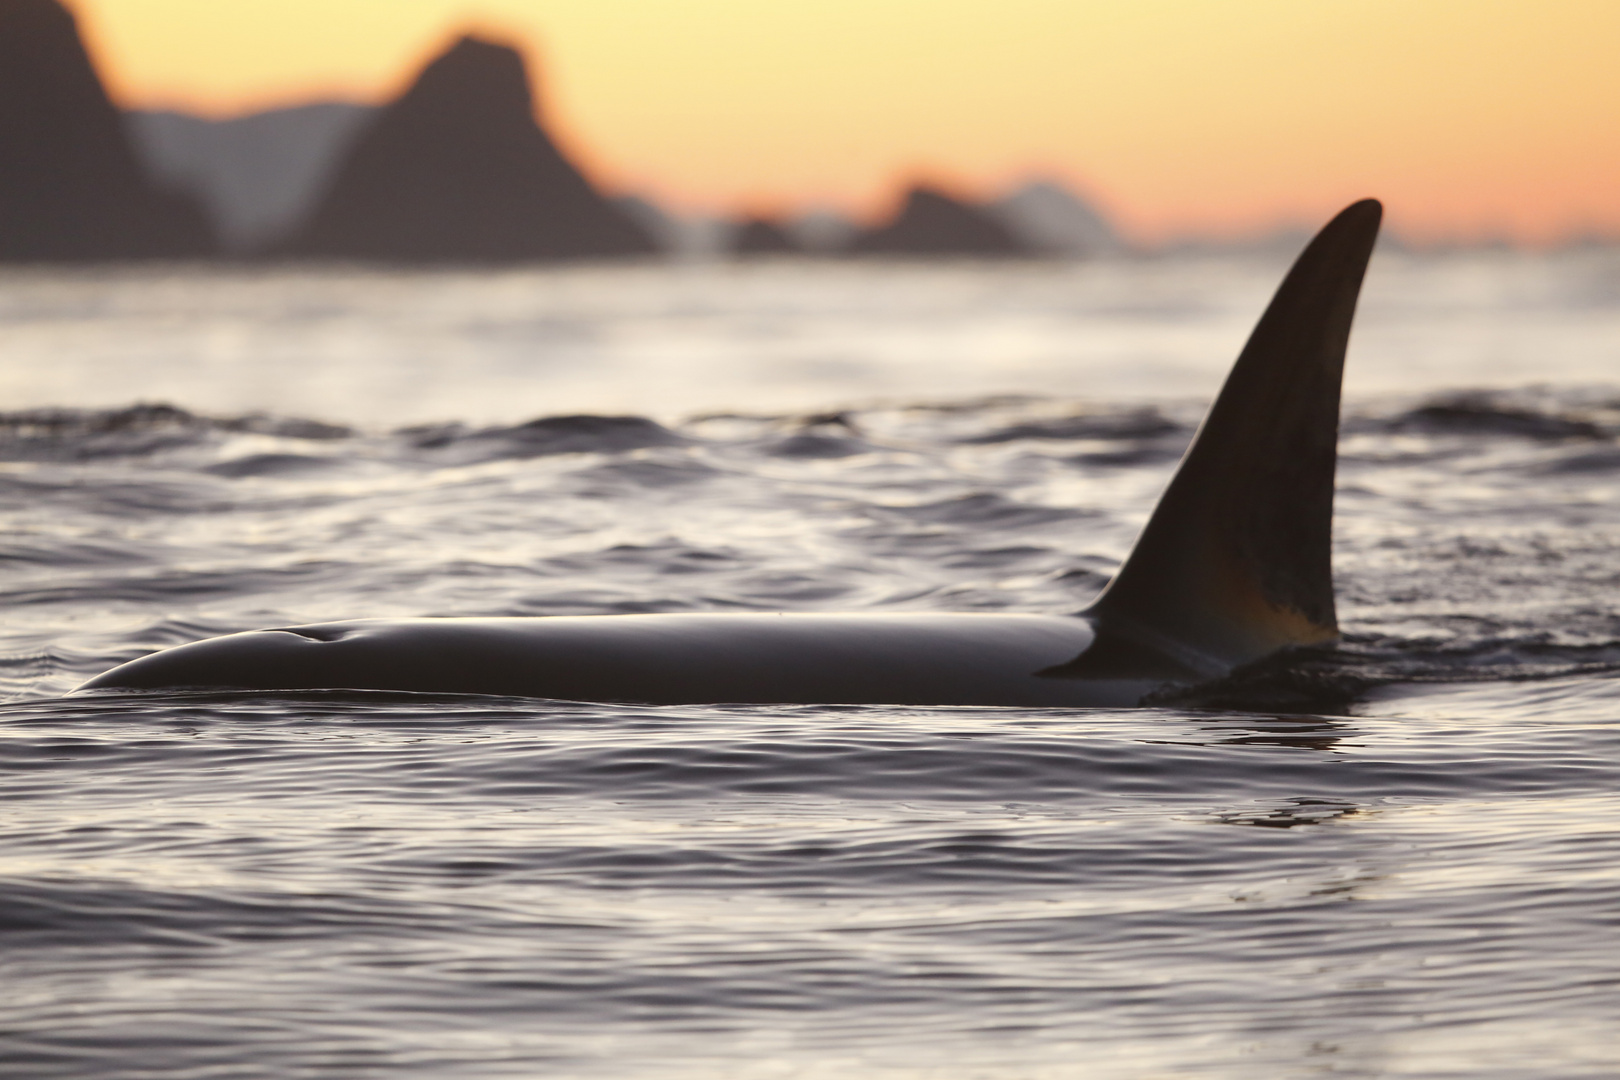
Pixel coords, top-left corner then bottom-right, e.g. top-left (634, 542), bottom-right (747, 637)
top-left (281, 36), bottom-right (655, 262)
top-left (0, 0), bottom-right (216, 261)
top-left (849, 185), bottom-right (1028, 257)
top-left (729, 216), bottom-right (800, 256)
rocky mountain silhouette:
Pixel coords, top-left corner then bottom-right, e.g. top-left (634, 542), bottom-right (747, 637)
top-left (729, 216), bottom-right (800, 256)
top-left (848, 185), bottom-right (1029, 257)
top-left (0, 0), bottom-right (216, 261)
top-left (281, 36), bottom-right (655, 262)
top-left (990, 180), bottom-right (1119, 256)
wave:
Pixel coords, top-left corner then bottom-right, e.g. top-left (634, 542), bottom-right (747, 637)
top-left (1348, 387), bottom-right (1620, 441)
top-left (0, 404), bottom-right (351, 461)
top-left (4, 386), bottom-right (1615, 466)
top-left (5, 386), bottom-right (1618, 705)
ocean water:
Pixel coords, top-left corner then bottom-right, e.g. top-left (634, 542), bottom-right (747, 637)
top-left (2, 250), bottom-right (1619, 1078)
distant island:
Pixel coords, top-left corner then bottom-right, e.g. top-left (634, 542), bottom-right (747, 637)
top-left (277, 36), bottom-right (656, 263)
top-left (0, 0), bottom-right (214, 261)
top-left (4, 0), bottom-right (1127, 263)
top-left (849, 185), bottom-right (1028, 257)
top-left (2, 0), bottom-right (1596, 263)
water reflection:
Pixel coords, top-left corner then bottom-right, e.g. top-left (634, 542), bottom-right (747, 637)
top-left (1210, 796), bottom-right (1363, 829)
top-left (1149, 713), bottom-right (1351, 752)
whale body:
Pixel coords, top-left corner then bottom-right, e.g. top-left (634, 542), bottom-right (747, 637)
top-left (79, 200), bottom-right (1384, 707)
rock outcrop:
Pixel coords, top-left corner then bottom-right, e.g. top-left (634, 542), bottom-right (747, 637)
top-left (848, 185), bottom-right (1028, 257)
top-left (990, 180), bottom-right (1119, 256)
top-left (281, 36), bottom-right (655, 262)
top-left (0, 0), bottom-right (216, 261)
top-left (729, 216), bottom-right (800, 256)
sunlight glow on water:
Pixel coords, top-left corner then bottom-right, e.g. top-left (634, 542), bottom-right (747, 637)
top-left (1, 249), bottom-right (1617, 424)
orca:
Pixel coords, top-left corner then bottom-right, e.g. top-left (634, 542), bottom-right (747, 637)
top-left (78, 199), bottom-right (1383, 707)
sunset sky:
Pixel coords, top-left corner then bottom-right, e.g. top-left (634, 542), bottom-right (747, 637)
top-left (72, 0), bottom-right (1620, 244)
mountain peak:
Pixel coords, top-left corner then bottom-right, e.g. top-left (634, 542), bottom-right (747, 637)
top-left (850, 185), bottom-right (1029, 257)
top-left (408, 35), bottom-right (537, 116)
top-left (0, 0), bottom-right (215, 260)
top-left (282, 34), bottom-right (655, 262)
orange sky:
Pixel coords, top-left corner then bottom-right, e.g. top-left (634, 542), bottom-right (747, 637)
top-left (73, 0), bottom-right (1620, 244)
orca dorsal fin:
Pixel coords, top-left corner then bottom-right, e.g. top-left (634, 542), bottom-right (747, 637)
top-left (1083, 199), bottom-right (1382, 675)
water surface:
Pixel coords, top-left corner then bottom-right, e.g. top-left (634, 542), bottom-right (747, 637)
top-left (3, 253), bottom-right (1619, 1077)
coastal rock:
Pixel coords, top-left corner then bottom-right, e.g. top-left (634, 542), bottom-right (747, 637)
top-left (990, 180), bottom-right (1119, 256)
top-left (848, 185), bottom-right (1028, 257)
top-left (0, 0), bottom-right (216, 261)
top-left (281, 36), bottom-right (655, 262)
top-left (729, 216), bottom-right (800, 256)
